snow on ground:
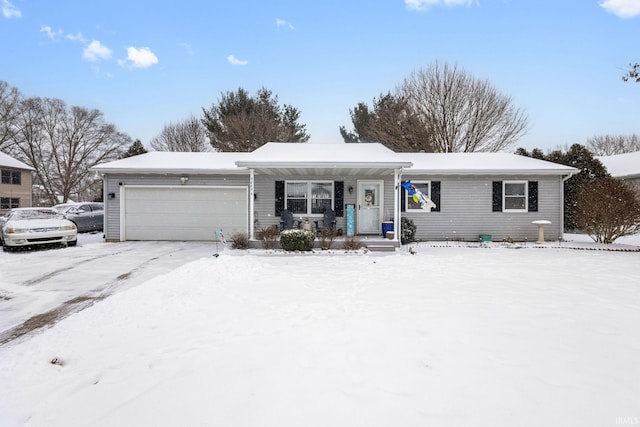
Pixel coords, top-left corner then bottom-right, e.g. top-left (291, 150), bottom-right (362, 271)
top-left (0, 234), bottom-right (639, 426)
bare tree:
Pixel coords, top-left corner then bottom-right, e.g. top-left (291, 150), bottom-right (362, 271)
top-left (202, 87), bottom-right (309, 152)
top-left (9, 97), bottom-right (130, 204)
top-left (399, 62), bottom-right (528, 152)
top-left (0, 80), bottom-right (22, 150)
top-left (586, 134), bottom-right (640, 156)
top-left (150, 115), bottom-right (211, 152)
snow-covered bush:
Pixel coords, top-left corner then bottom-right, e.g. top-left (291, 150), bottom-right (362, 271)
top-left (400, 217), bottom-right (416, 244)
top-left (279, 229), bottom-right (315, 251)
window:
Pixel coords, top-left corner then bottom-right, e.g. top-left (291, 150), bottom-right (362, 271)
top-left (285, 181), bottom-right (334, 215)
top-left (503, 181), bottom-right (527, 212)
top-left (1, 169), bottom-right (21, 185)
top-left (0, 197), bottom-right (20, 210)
top-left (405, 181), bottom-right (431, 212)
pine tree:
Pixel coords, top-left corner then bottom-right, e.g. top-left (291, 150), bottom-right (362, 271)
top-left (122, 139), bottom-right (148, 158)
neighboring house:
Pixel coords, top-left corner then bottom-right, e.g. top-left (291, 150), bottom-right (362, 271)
top-left (0, 152), bottom-right (34, 214)
top-left (597, 151), bottom-right (640, 193)
top-left (91, 143), bottom-right (577, 246)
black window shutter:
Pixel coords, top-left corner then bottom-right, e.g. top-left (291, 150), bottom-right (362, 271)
top-left (431, 181), bottom-right (441, 212)
top-left (400, 181), bottom-right (407, 212)
top-left (492, 181), bottom-right (503, 212)
top-left (528, 181), bottom-right (538, 212)
top-left (275, 181), bottom-right (284, 216)
top-left (334, 181), bottom-right (344, 217)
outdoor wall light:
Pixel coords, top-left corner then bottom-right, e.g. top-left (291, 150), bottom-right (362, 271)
top-left (348, 186), bottom-right (354, 194)
top-left (107, 192), bottom-right (115, 199)
top-left (180, 176), bottom-right (189, 185)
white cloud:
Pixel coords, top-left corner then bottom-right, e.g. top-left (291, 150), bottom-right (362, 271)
top-left (83, 40), bottom-right (113, 62)
top-left (600, 0), bottom-right (640, 18)
top-left (276, 18), bottom-right (295, 30)
top-left (123, 46), bottom-right (159, 68)
top-left (227, 54), bottom-right (248, 66)
top-left (405, 0), bottom-right (477, 11)
top-left (40, 25), bottom-right (63, 40)
top-left (66, 32), bottom-right (88, 43)
top-left (1, 0), bottom-right (21, 19)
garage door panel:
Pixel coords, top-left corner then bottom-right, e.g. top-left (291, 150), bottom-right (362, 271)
top-left (124, 187), bottom-right (247, 241)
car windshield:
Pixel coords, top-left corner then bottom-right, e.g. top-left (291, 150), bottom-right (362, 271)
top-left (11, 209), bottom-right (61, 220)
top-left (54, 205), bottom-right (74, 213)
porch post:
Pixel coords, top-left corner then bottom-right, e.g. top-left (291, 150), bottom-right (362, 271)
top-left (249, 168), bottom-right (255, 240)
top-left (394, 168), bottom-right (401, 243)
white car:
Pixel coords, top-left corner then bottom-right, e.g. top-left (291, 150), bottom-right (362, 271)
top-left (0, 208), bottom-right (77, 251)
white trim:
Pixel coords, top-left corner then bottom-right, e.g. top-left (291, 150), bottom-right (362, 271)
top-left (393, 169), bottom-right (400, 243)
top-left (502, 181), bottom-right (528, 212)
top-left (405, 180), bottom-right (432, 213)
top-left (249, 169), bottom-right (255, 240)
top-left (284, 180), bottom-right (334, 217)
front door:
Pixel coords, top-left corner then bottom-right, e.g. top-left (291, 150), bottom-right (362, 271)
top-left (357, 180), bottom-right (383, 234)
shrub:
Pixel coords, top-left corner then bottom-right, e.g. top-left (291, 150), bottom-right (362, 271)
top-left (229, 232), bottom-right (250, 249)
top-left (574, 177), bottom-right (640, 243)
top-left (256, 225), bottom-right (279, 249)
top-left (318, 227), bottom-right (337, 250)
top-left (342, 236), bottom-right (362, 250)
top-left (400, 217), bottom-right (416, 244)
top-left (279, 229), bottom-right (315, 251)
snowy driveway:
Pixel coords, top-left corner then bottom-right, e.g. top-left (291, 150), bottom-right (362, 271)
top-left (0, 233), bottom-right (215, 344)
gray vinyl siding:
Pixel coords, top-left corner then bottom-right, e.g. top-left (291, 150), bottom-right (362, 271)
top-left (103, 171), bottom-right (566, 243)
top-left (402, 175), bottom-right (564, 242)
top-left (103, 173), bottom-right (250, 241)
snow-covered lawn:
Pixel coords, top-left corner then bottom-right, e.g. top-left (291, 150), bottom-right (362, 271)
top-left (1, 234), bottom-right (639, 426)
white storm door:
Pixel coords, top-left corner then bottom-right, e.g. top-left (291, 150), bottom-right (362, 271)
top-left (357, 180), bottom-right (383, 234)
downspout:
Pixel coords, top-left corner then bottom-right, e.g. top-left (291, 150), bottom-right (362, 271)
top-left (101, 173), bottom-right (107, 238)
top-left (249, 168), bottom-right (255, 240)
top-left (561, 172), bottom-right (574, 239)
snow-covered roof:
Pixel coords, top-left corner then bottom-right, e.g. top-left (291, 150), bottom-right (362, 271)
top-left (91, 143), bottom-right (578, 176)
top-left (400, 152), bottom-right (578, 175)
top-left (597, 151), bottom-right (640, 179)
top-left (0, 151), bottom-right (35, 171)
top-left (233, 142), bottom-right (414, 176)
top-left (91, 151), bottom-right (253, 175)
top-left (236, 142), bottom-right (411, 169)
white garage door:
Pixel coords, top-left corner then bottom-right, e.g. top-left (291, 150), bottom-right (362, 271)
top-left (123, 186), bottom-right (247, 241)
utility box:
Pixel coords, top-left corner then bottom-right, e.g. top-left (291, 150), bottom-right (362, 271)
top-left (346, 204), bottom-right (355, 236)
top-left (479, 234), bottom-right (492, 243)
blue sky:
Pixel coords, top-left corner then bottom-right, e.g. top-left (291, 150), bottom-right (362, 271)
top-left (1, 0), bottom-right (639, 151)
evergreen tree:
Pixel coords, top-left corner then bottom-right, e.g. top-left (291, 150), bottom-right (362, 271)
top-left (122, 139), bottom-right (148, 158)
top-left (517, 144), bottom-right (610, 230)
top-left (202, 87), bottom-right (309, 152)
